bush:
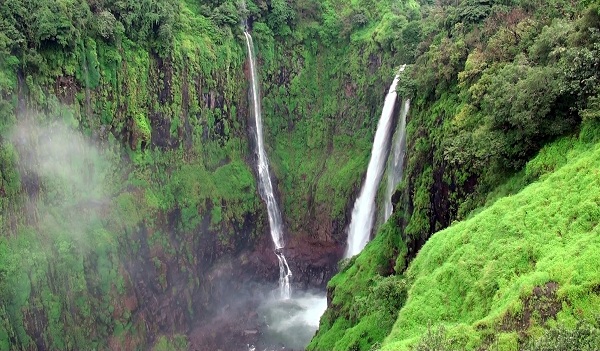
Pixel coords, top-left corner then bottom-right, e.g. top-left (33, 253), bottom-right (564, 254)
top-left (411, 325), bottom-right (455, 351)
top-left (522, 320), bottom-right (600, 351)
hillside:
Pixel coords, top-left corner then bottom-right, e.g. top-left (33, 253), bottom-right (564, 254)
top-left (308, 0), bottom-right (600, 349)
top-left (310, 125), bottom-right (600, 350)
top-left (382, 131), bottom-right (600, 350)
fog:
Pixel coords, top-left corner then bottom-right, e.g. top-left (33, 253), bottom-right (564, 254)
top-left (9, 118), bottom-right (118, 244)
top-left (255, 292), bottom-right (327, 351)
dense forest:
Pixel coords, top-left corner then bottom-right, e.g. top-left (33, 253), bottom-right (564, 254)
top-left (1, 0), bottom-right (599, 350)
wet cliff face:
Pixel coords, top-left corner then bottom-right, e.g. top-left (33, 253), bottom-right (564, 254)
top-left (183, 231), bottom-right (343, 350)
top-left (0, 0), bottom-right (413, 348)
top-left (0, 17), bottom-right (397, 351)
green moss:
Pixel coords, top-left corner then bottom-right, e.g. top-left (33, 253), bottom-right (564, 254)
top-left (308, 220), bottom-right (405, 351)
top-left (134, 113), bottom-right (152, 142)
top-left (497, 332), bottom-right (519, 351)
top-left (153, 335), bottom-right (188, 351)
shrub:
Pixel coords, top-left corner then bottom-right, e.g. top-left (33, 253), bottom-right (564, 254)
top-left (522, 320), bottom-right (600, 351)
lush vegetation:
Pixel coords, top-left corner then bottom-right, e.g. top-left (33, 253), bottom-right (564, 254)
top-left (254, 0), bottom-right (421, 234)
top-left (309, 0), bottom-right (600, 350)
top-left (2, 0), bottom-right (600, 349)
top-left (398, 0), bottom-right (600, 255)
top-left (0, 0), bottom-right (424, 349)
top-left (382, 129), bottom-right (600, 350)
top-left (312, 122), bottom-right (600, 350)
top-left (307, 219), bottom-right (407, 350)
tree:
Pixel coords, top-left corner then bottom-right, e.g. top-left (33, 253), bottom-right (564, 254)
top-left (481, 62), bottom-right (575, 169)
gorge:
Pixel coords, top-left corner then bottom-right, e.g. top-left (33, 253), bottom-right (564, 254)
top-left (1, 0), bottom-right (600, 351)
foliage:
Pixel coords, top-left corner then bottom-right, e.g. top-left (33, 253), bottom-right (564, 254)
top-left (0, 0), bottom-right (419, 349)
top-left (379, 138), bottom-right (600, 350)
top-left (386, 0), bottom-right (600, 272)
top-left (410, 326), bottom-right (454, 351)
top-left (153, 334), bottom-right (188, 351)
top-left (0, 0), bottom-right (263, 348)
top-left (307, 217), bottom-right (407, 351)
top-left (2, 0), bottom-right (600, 350)
top-left (522, 319), bottom-right (600, 351)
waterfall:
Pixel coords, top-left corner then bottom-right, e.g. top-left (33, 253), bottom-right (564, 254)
top-left (243, 29), bottom-right (292, 299)
top-left (345, 66), bottom-right (404, 258)
top-left (384, 98), bottom-right (410, 221)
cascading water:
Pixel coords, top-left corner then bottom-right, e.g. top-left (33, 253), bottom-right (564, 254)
top-left (384, 98), bottom-right (410, 221)
top-left (243, 28), bottom-right (292, 299)
top-left (345, 67), bottom-right (404, 258)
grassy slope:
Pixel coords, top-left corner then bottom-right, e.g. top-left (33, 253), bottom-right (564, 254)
top-left (308, 127), bottom-right (600, 351)
top-left (381, 135), bottom-right (600, 350)
top-left (307, 2), bottom-right (600, 350)
top-left (307, 221), bottom-right (405, 350)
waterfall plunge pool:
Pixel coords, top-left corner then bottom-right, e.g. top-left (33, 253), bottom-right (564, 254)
top-left (251, 293), bottom-right (327, 351)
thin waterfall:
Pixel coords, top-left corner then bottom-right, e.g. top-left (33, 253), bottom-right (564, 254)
top-left (345, 66), bottom-right (405, 258)
top-left (243, 28), bottom-right (292, 299)
top-left (384, 98), bottom-right (410, 221)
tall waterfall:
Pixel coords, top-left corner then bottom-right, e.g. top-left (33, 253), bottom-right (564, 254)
top-left (243, 29), bottom-right (292, 299)
top-left (384, 98), bottom-right (410, 221)
top-left (345, 67), bottom-right (404, 258)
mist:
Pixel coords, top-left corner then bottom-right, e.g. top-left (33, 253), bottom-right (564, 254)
top-left (10, 119), bottom-right (119, 238)
top-left (2, 115), bottom-right (330, 351)
top-left (256, 291), bottom-right (327, 350)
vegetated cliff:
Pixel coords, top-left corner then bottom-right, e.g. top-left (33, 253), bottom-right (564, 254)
top-left (2, 0), bottom-right (598, 349)
top-left (309, 1), bottom-right (600, 350)
top-left (0, 0), bottom-right (409, 349)
top-left (381, 132), bottom-right (600, 350)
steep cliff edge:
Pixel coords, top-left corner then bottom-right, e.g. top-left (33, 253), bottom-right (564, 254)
top-left (0, 0), bottom-right (406, 349)
top-left (309, 2), bottom-right (600, 350)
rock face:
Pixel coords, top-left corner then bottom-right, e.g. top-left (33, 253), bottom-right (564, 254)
top-left (175, 235), bottom-right (343, 350)
top-left (0, 1), bottom-right (403, 349)
top-left (5, 57), bottom-right (359, 351)
top-left (241, 231), bottom-right (344, 290)
top-left (105, 208), bottom-right (344, 351)
top-left (288, 238), bottom-right (342, 289)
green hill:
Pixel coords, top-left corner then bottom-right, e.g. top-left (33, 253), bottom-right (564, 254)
top-left (382, 133), bottom-right (600, 350)
top-left (310, 2), bottom-right (600, 350)
top-left (309, 126), bottom-right (600, 350)
top-left (2, 0), bottom-right (600, 349)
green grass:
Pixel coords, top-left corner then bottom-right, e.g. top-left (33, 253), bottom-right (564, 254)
top-left (379, 141), bottom-right (600, 350)
top-left (307, 220), bottom-right (406, 351)
top-left (309, 126), bottom-right (600, 351)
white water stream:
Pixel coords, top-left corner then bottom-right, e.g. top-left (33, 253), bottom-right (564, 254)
top-left (244, 30), bottom-right (292, 299)
top-left (384, 98), bottom-right (410, 221)
top-left (345, 66), bottom-right (405, 258)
